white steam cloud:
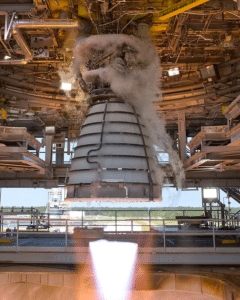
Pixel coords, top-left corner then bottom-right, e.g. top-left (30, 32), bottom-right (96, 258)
top-left (74, 34), bottom-right (184, 188)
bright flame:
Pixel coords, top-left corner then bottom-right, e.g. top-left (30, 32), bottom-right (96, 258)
top-left (90, 240), bottom-right (138, 300)
top-left (61, 82), bottom-right (72, 90)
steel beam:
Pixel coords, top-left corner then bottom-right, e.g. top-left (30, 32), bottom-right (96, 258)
top-left (0, 179), bottom-right (58, 188)
top-left (159, 0), bottom-right (210, 21)
top-left (45, 135), bottom-right (53, 164)
top-left (202, 146), bottom-right (240, 153)
top-left (0, 146), bottom-right (27, 153)
top-left (185, 170), bottom-right (240, 188)
top-left (178, 111), bottom-right (187, 161)
top-left (0, 4), bottom-right (35, 13)
top-left (0, 249), bottom-right (240, 265)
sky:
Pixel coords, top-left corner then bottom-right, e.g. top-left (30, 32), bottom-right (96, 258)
top-left (1, 187), bottom-right (239, 208)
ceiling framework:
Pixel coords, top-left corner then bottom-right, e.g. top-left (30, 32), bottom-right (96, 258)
top-left (0, 0), bottom-right (239, 188)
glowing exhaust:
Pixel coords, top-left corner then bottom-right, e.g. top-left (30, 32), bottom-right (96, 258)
top-left (89, 240), bottom-right (138, 300)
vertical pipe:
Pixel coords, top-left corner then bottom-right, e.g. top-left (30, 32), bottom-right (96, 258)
top-left (163, 219), bottom-right (166, 253)
top-left (45, 135), bottom-right (53, 164)
top-left (115, 210), bottom-right (117, 233)
top-left (212, 220), bottom-right (216, 253)
top-left (65, 220), bottom-right (68, 251)
top-left (16, 219), bottom-right (19, 252)
top-left (0, 29), bottom-right (11, 56)
top-left (0, 189), bottom-right (1, 235)
top-left (149, 209), bottom-right (151, 230)
top-left (67, 138), bottom-right (71, 156)
top-left (82, 210), bottom-right (84, 228)
top-left (178, 111), bottom-right (187, 161)
top-left (86, 102), bottom-right (108, 182)
top-left (221, 204), bottom-right (225, 227)
top-left (56, 147), bottom-right (64, 165)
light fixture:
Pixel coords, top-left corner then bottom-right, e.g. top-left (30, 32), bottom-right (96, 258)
top-left (45, 126), bottom-right (55, 135)
top-left (202, 187), bottom-right (220, 203)
top-left (4, 55), bottom-right (11, 60)
top-left (168, 67), bottom-right (180, 76)
top-left (61, 82), bottom-right (72, 91)
top-left (203, 188), bottom-right (217, 199)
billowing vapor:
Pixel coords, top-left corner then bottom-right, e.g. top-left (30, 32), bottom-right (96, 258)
top-left (73, 34), bottom-right (184, 188)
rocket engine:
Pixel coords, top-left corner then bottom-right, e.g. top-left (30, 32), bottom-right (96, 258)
top-left (67, 93), bottom-right (160, 200)
top-left (66, 34), bottom-right (162, 201)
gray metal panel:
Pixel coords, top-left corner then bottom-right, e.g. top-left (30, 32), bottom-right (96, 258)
top-left (85, 112), bottom-right (140, 124)
top-left (0, 4), bottom-right (35, 12)
top-left (68, 170), bottom-right (99, 183)
top-left (90, 102), bottom-right (134, 113)
top-left (80, 122), bottom-right (148, 135)
top-left (77, 133), bottom-right (151, 146)
top-left (74, 144), bottom-right (153, 157)
top-left (68, 169), bottom-right (150, 184)
top-left (1, 250), bottom-right (240, 265)
top-left (69, 156), bottom-right (155, 170)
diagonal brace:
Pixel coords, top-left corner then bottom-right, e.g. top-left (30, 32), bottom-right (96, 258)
top-left (4, 11), bottom-right (16, 41)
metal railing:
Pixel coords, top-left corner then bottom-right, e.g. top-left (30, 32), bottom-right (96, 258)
top-left (1, 216), bottom-right (240, 254)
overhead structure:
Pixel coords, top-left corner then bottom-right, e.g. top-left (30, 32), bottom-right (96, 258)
top-left (0, 0), bottom-right (239, 189)
top-left (159, 0), bottom-right (210, 21)
top-left (0, 126), bottom-right (54, 188)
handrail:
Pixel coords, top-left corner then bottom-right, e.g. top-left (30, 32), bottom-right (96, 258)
top-left (1, 216), bottom-right (240, 256)
top-left (230, 209), bottom-right (240, 219)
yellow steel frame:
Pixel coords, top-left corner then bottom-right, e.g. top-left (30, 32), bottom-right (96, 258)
top-left (159, 0), bottom-right (210, 20)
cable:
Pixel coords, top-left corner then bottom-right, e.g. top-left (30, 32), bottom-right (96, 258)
top-left (120, 15), bottom-right (137, 33)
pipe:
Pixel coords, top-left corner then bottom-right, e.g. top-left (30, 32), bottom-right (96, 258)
top-left (0, 59), bottom-right (27, 65)
top-left (157, 84), bottom-right (240, 106)
top-left (162, 83), bottom-right (204, 94)
top-left (0, 29), bottom-right (11, 57)
top-left (4, 19), bottom-right (86, 65)
top-left (76, 71), bottom-right (89, 93)
top-left (3, 86), bottom-right (75, 101)
top-left (0, 75), bottom-right (58, 93)
top-left (161, 70), bottom-right (240, 98)
top-left (220, 57), bottom-right (240, 68)
top-left (12, 25), bottom-right (32, 61)
top-left (0, 59), bottom-right (64, 65)
top-left (14, 19), bottom-right (79, 29)
top-left (0, 87), bottom-right (78, 104)
top-left (28, 60), bottom-right (64, 64)
top-left (162, 88), bottom-right (211, 101)
top-left (124, 186), bottom-right (129, 198)
top-left (162, 83), bottom-right (233, 101)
